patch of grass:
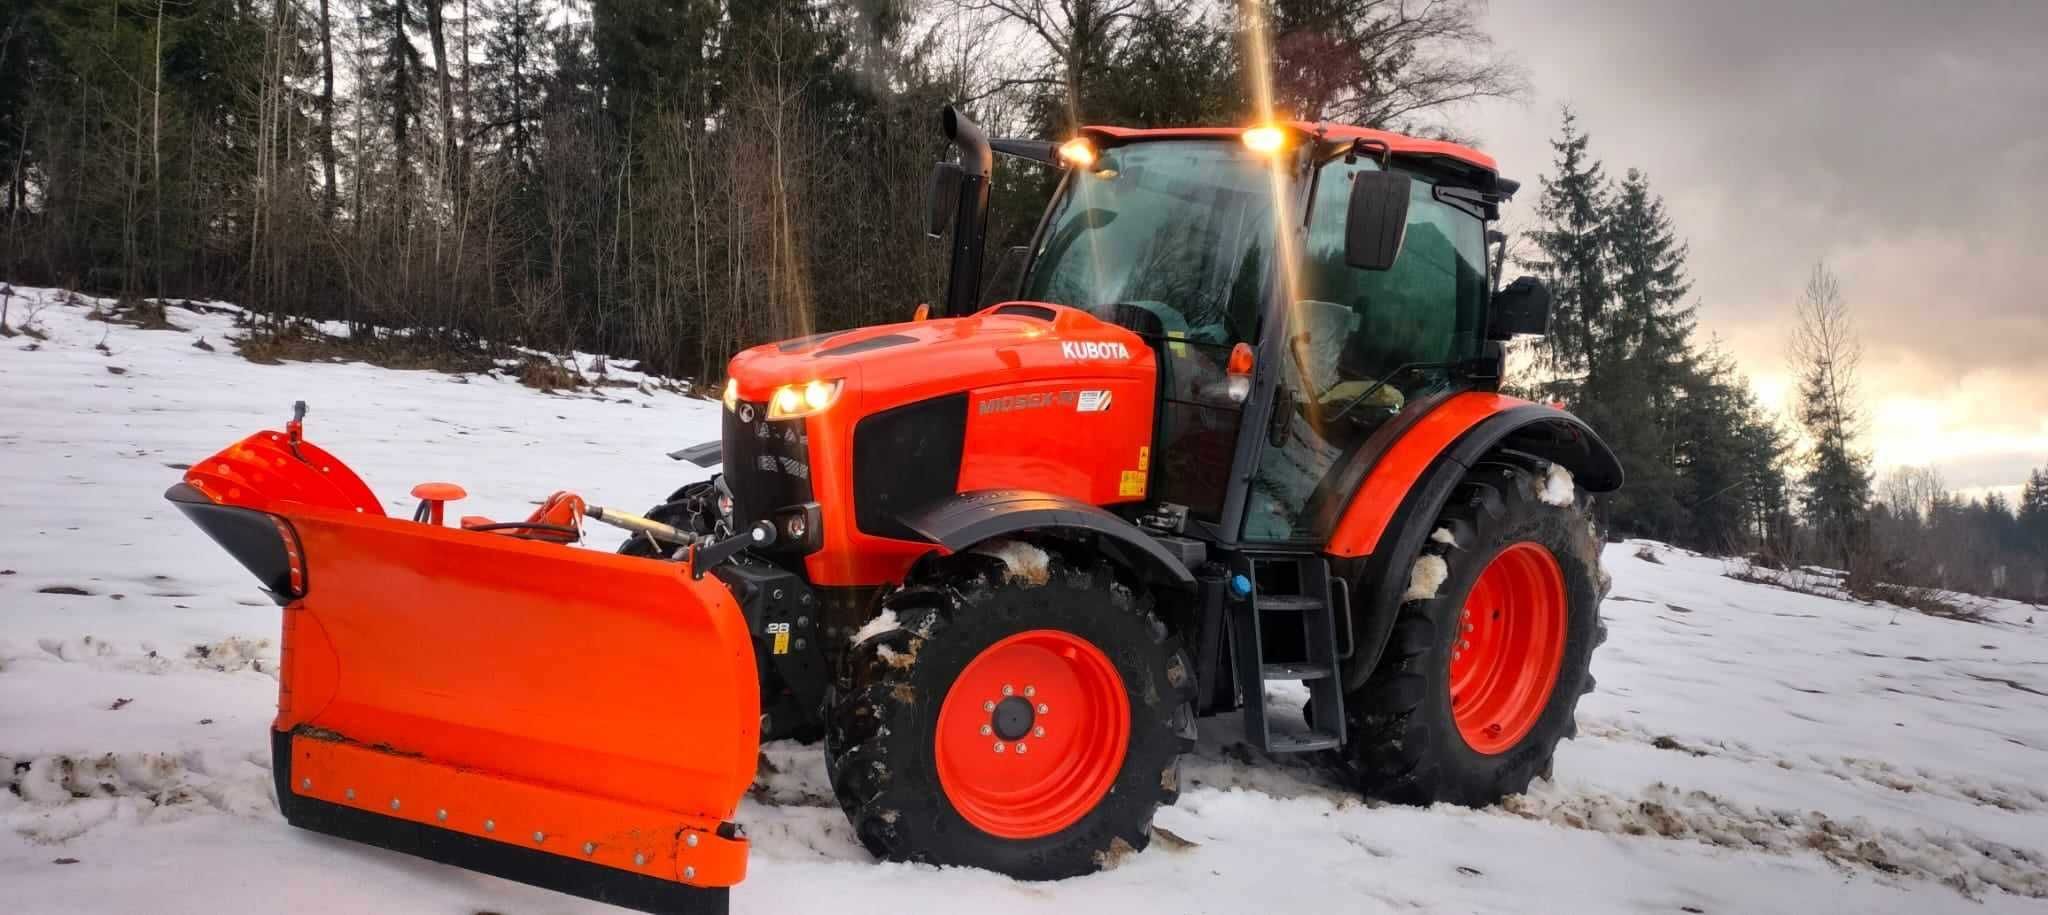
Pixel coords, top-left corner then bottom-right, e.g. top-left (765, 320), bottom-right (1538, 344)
top-left (86, 297), bottom-right (186, 332)
top-left (1851, 579), bottom-right (1991, 624)
top-left (234, 323), bottom-right (495, 375)
top-left (1727, 559), bottom-right (1994, 624)
top-left (515, 355), bottom-right (584, 392)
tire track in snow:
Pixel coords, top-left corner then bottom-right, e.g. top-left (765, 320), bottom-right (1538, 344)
top-left (1500, 780), bottom-right (2048, 901)
top-left (1, 748), bottom-right (277, 844)
top-left (0, 635), bottom-right (277, 677)
top-left (1580, 718), bottom-right (2048, 814)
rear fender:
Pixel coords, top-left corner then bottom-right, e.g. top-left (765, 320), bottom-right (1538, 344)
top-left (899, 489), bottom-right (1196, 589)
top-left (1326, 393), bottom-right (1618, 558)
top-left (1328, 393), bottom-right (1620, 691)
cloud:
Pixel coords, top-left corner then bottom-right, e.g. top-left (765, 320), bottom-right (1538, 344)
top-left (1460, 0), bottom-right (2048, 493)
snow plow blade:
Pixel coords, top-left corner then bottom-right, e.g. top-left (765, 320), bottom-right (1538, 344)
top-left (167, 428), bottom-right (759, 914)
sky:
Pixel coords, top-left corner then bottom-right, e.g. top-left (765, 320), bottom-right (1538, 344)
top-left (1455, 0), bottom-right (2048, 504)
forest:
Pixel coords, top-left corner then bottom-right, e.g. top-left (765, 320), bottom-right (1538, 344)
top-left (0, 0), bottom-right (2041, 597)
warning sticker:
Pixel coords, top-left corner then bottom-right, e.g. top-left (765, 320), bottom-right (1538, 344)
top-left (1119, 470), bottom-right (1147, 498)
top-left (1138, 445), bottom-right (1150, 466)
top-left (769, 622), bottom-right (791, 655)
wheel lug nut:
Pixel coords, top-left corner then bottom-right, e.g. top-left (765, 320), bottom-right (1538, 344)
top-left (1024, 685), bottom-right (1035, 697)
top-left (979, 724), bottom-right (992, 736)
top-left (993, 741), bottom-right (1006, 753)
top-left (1038, 703), bottom-right (1049, 714)
top-left (1459, 640), bottom-right (1470, 650)
top-left (1016, 742), bottom-right (1028, 754)
top-left (1002, 684), bottom-right (1014, 696)
top-left (1033, 726), bottom-right (1045, 738)
top-left (983, 700), bottom-right (995, 712)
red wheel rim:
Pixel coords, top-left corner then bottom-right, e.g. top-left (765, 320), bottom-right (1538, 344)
top-left (934, 629), bottom-right (1130, 839)
top-left (1449, 542), bottom-right (1568, 755)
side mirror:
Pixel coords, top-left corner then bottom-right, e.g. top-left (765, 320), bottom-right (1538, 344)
top-left (1344, 170), bottom-right (1412, 271)
top-left (1487, 276), bottom-right (1552, 338)
top-left (926, 161), bottom-right (963, 239)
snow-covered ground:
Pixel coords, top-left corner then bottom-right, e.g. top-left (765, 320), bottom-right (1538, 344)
top-left (3, 287), bottom-right (2045, 914)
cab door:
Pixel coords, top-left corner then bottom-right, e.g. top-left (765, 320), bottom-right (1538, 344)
top-left (1239, 161), bottom-right (1491, 545)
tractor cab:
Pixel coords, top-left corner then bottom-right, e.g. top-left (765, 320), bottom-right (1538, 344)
top-left (972, 122), bottom-right (1539, 546)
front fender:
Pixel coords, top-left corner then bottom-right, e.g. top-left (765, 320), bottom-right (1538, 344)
top-left (899, 489), bottom-right (1197, 589)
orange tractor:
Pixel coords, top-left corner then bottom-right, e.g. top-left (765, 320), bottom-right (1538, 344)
top-left (170, 108), bottom-right (1617, 912)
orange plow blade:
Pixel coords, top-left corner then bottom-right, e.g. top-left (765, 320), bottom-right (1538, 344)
top-left (169, 428), bottom-right (759, 914)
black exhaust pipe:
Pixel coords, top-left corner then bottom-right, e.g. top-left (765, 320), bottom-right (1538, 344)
top-left (939, 106), bottom-right (993, 318)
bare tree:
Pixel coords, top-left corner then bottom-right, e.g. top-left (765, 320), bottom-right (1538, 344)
top-left (951, 0), bottom-right (1172, 118)
top-left (1877, 465), bottom-right (1945, 525)
top-left (1788, 262), bottom-right (1871, 560)
top-left (1266, 0), bottom-right (1525, 130)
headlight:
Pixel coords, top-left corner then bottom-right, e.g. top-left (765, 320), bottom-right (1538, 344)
top-left (722, 378), bottom-right (740, 412)
top-left (765, 379), bottom-right (843, 420)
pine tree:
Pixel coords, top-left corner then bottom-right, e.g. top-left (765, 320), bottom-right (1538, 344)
top-left (1526, 109), bottom-right (1609, 404)
top-left (474, 0), bottom-right (551, 175)
top-left (1670, 344), bottom-right (1787, 553)
top-left (1604, 169), bottom-right (1694, 390)
top-left (591, 0), bottom-right (720, 124)
top-left (364, 0), bottom-right (426, 220)
top-left (1092, 6), bottom-right (1238, 127)
top-left (2021, 466), bottom-right (2048, 552)
top-left (422, 0), bottom-right (460, 189)
top-left (1593, 168), bottom-right (1697, 537)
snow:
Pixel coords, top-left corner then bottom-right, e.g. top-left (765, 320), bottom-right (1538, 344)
top-left (1429, 526), bottom-right (1458, 547)
top-left (1404, 554), bottom-right (1450, 601)
top-left (5, 286), bottom-right (2048, 913)
top-left (848, 608), bottom-right (900, 645)
top-left (972, 538), bottom-right (1052, 587)
top-left (1539, 462), bottom-right (1577, 507)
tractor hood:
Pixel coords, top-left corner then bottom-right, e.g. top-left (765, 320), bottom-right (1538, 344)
top-left (724, 302), bottom-right (1156, 415)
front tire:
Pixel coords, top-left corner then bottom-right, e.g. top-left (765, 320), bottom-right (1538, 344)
top-left (1346, 460), bottom-right (1607, 805)
top-left (824, 542), bottom-right (1193, 879)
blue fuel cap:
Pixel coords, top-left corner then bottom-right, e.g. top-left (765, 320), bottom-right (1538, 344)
top-left (1230, 574), bottom-right (1253, 597)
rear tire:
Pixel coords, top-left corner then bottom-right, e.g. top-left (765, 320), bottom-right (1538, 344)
top-left (824, 542), bottom-right (1194, 879)
top-left (1345, 460), bottom-right (1606, 805)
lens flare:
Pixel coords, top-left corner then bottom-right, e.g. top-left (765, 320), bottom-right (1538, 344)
top-left (1242, 126), bottom-right (1287, 154)
top-left (1058, 138), bottom-right (1097, 168)
top-left (1239, 0), bottom-right (1312, 408)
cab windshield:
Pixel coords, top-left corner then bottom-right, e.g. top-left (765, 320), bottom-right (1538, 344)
top-left (1020, 141), bottom-right (1275, 345)
top-left (1019, 137), bottom-right (1493, 542)
top-left (1019, 139), bottom-right (1489, 370)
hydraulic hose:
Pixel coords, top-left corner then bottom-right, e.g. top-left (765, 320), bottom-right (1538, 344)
top-left (587, 505), bottom-right (696, 546)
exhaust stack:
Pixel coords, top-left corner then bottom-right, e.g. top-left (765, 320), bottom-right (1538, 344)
top-left (939, 106), bottom-right (993, 318)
